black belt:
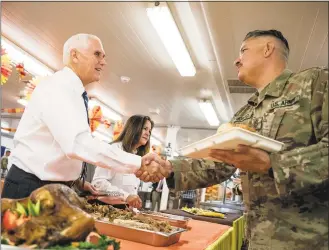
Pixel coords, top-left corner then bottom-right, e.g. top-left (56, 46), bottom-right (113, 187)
top-left (10, 164), bottom-right (75, 187)
top-left (40, 179), bottom-right (75, 187)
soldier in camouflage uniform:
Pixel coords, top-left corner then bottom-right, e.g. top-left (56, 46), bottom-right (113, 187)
top-left (166, 30), bottom-right (328, 250)
top-left (1, 150), bottom-right (11, 178)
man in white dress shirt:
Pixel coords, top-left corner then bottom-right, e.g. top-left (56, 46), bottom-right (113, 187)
top-left (2, 34), bottom-right (168, 199)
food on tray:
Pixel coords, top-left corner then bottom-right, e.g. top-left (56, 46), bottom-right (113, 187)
top-left (216, 123), bottom-right (256, 133)
top-left (181, 207), bottom-right (225, 218)
top-left (84, 203), bottom-right (173, 233)
top-left (205, 185), bottom-right (220, 201)
top-left (112, 219), bottom-right (154, 231)
top-left (84, 202), bottom-right (133, 221)
top-left (138, 211), bottom-right (190, 229)
top-left (1, 184), bottom-right (120, 249)
top-left (141, 211), bottom-right (172, 218)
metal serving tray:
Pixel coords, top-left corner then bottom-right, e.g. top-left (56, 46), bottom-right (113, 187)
top-left (95, 219), bottom-right (186, 247)
top-left (139, 211), bottom-right (191, 229)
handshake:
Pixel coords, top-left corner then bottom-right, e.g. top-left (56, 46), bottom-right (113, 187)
top-left (135, 153), bottom-right (173, 183)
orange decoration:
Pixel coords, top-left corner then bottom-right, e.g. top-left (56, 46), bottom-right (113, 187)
top-left (103, 119), bottom-right (111, 128)
top-left (89, 106), bottom-right (112, 132)
top-left (1, 108), bottom-right (25, 113)
top-left (112, 120), bottom-right (123, 140)
top-left (89, 106), bottom-right (101, 132)
top-left (1, 47), bottom-right (12, 85)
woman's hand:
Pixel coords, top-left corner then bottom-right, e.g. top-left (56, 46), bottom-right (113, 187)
top-left (82, 181), bottom-right (100, 195)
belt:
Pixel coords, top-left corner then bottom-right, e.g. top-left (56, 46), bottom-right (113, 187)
top-left (11, 164), bottom-right (76, 187)
top-left (41, 180), bottom-right (75, 187)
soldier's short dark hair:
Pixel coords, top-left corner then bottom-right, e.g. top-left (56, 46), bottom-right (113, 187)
top-left (244, 29), bottom-right (290, 61)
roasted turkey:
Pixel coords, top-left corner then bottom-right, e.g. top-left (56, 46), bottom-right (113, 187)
top-left (1, 184), bottom-right (95, 248)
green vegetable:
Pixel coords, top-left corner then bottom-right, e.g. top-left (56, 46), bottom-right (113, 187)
top-left (47, 246), bottom-right (76, 250)
top-left (33, 200), bottom-right (41, 216)
top-left (48, 235), bottom-right (120, 250)
top-left (1, 237), bottom-right (9, 245)
top-left (26, 199), bottom-right (41, 217)
top-left (16, 202), bottom-right (27, 216)
top-left (27, 200), bottom-right (35, 217)
top-left (92, 235), bottom-right (120, 250)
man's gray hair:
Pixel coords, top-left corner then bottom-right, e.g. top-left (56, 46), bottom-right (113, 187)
top-left (62, 34), bottom-right (101, 65)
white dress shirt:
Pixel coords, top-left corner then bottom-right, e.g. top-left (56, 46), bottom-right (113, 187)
top-left (92, 142), bottom-right (141, 200)
top-left (11, 67), bottom-right (141, 181)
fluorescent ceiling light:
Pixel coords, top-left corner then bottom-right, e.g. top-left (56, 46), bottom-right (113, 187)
top-left (146, 2), bottom-right (196, 77)
top-left (199, 100), bottom-right (220, 127)
top-left (89, 98), bottom-right (122, 121)
top-left (1, 36), bottom-right (54, 77)
top-left (17, 98), bottom-right (28, 107)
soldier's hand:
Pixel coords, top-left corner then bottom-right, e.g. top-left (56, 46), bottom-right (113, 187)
top-left (162, 160), bottom-right (173, 178)
top-left (135, 153), bottom-right (165, 182)
top-left (209, 145), bottom-right (271, 173)
top-left (135, 155), bottom-right (172, 183)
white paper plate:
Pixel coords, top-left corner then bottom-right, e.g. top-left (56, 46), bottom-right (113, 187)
top-left (1, 245), bottom-right (26, 250)
top-left (179, 127), bottom-right (284, 161)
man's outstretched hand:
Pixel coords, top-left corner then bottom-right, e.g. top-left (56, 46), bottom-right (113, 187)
top-left (135, 153), bottom-right (173, 182)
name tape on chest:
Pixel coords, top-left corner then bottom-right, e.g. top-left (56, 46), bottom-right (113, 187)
top-left (270, 96), bottom-right (300, 109)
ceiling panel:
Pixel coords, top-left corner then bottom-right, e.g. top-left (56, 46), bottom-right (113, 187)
top-left (299, 4), bottom-right (328, 70)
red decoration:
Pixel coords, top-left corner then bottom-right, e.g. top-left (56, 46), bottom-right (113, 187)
top-left (112, 120), bottom-right (123, 140)
top-left (16, 63), bottom-right (27, 80)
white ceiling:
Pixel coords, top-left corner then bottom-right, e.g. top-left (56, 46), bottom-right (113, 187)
top-left (1, 1), bottom-right (328, 149)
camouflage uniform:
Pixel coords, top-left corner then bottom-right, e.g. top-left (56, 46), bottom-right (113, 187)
top-left (1, 157), bottom-right (8, 171)
top-left (168, 67), bottom-right (328, 250)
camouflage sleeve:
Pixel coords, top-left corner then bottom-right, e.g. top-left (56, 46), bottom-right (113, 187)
top-left (270, 68), bottom-right (328, 195)
top-left (167, 157), bottom-right (236, 191)
top-left (1, 158), bottom-right (7, 170)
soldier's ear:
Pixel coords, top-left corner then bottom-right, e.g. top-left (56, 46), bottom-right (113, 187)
top-left (264, 42), bottom-right (275, 58)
